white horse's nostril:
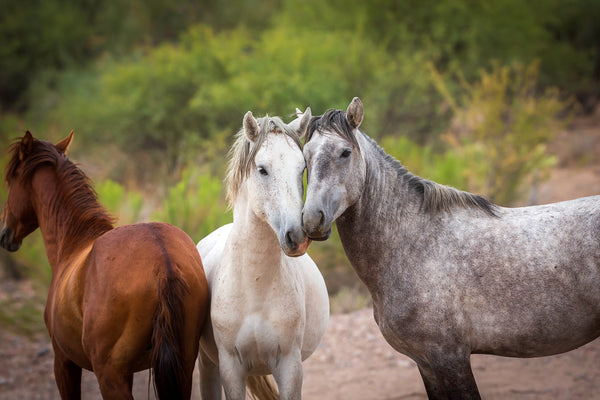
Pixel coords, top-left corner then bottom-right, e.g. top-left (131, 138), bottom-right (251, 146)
top-left (285, 230), bottom-right (297, 249)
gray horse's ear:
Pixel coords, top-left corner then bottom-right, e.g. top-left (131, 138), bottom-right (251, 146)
top-left (294, 107), bottom-right (311, 138)
top-left (346, 97), bottom-right (363, 129)
top-left (55, 130), bottom-right (74, 154)
top-left (243, 111), bottom-right (259, 142)
top-left (19, 130), bottom-right (35, 161)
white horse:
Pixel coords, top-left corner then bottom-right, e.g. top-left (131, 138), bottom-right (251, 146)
top-left (197, 110), bottom-right (329, 400)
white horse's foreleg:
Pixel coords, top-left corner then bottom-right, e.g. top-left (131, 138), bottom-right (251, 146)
top-left (199, 353), bottom-right (222, 400)
top-left (272, 350), bottom-right (303, 400)
top-left (219, 351), bottom-right (247, 400)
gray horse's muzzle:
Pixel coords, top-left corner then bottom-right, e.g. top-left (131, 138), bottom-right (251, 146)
top-left (302, 207), bottom-right (332, 241)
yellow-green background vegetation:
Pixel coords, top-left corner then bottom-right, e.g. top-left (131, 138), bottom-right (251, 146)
top-left (1, 0), bottom-right (598, 332)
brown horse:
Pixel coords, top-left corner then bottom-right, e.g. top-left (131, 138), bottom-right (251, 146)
top-left (0, 131), bottom-right (209, 399)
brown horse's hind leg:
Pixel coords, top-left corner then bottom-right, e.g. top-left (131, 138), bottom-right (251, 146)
top-left (417, 351), bottom-right (481, 400)
top-left (53, 346), bottom-right (82, 400)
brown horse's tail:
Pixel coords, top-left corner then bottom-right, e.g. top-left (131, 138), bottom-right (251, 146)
top-left (247, 375), bottom-right (279, 400)
top-left (150, 263), bottom-right (190, 400)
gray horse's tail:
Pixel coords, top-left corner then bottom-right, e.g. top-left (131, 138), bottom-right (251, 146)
top-left (247, 375), bottom-right (278, 400)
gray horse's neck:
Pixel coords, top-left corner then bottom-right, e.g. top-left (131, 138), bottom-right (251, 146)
top-left (336, 132), bottom-right (426, 290)
top-left (335, 131), bottom-right (497, 293)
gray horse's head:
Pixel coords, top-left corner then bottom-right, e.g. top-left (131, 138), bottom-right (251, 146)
top-left (302, 97), bottom-right (366, 240)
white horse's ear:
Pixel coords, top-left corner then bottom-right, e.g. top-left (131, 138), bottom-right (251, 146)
top-left (55, 130), bottom-right (74, 154)
top-left (346, 97), bottom-right (363, 129)
top-left (243, 111), bottom-right (259, 142)
top-left (293, 107), bottom-right (311, 138)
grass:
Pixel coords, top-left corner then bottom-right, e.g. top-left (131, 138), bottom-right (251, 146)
top-left (0, 280), bottom-right (47, 337)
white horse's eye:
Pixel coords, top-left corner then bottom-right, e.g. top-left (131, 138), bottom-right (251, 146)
top-left (258, 166), bottom-right (269, 176)
top-left (340, 148), bottom-right (352, 158)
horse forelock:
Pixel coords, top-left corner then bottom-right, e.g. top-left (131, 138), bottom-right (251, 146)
top-left (225, 115), bottom-right (302, 207)
top-left (4, 136), bottom-right (114, 246)
top-left (306, 109), bottom-right (359, 149)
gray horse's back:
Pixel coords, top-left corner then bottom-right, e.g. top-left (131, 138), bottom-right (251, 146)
top-left (446, 195), bottom-right (600, 357)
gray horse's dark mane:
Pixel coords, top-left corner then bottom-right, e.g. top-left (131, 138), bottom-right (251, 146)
top-left (307, 109), bottom-right (359, 148)
top-left (366, 134), bottom-right (498, 217)
top-left (306, 110), bottom-right (497, 217)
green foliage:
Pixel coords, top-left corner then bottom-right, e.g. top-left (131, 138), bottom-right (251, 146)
top-left (96, 179), bottom-right (144, 226)
top-left (380, 135), bottom-right (471, 190)
top-left (33, 23), bottom-right (398, 177)
top-left (28, 0), bottom-right (598, 174)
top-left (152, 168), bottom-right (232, 242)
top-left (2, 0), bottom-right (600, 322)
top-left (0, 113), bottom-right (24, 144)
top-left (7, 231), bottom-right (52, 285)
top-left (281, 0), bottom-right (600, 97)
top-left (430, 61), bottom-right (573, 205)
top-left (1, 0), bottom-right (282, 110)
top-left (0, 280), bottom-right (47, 336)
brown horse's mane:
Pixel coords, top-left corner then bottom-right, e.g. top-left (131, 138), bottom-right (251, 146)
top-left (5, 136), bottom-right (114, 250)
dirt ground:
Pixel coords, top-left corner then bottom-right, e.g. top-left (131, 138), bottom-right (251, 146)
top-left (0, 109), bottom-right (599, 399)
top-left (2, 307), bottom-right (600, 400)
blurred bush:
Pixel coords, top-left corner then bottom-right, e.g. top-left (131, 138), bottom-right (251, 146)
top-left (151, 168), bottom-right (232, 242)
top-left (1, 0), bottom-right (599, 323)
top-left (380, 135), bottom-right (471, 190)
top-left (430, 61), bottom-right (574, 205)
top-left (0, 0), bottom-right (283, 111)
top-left (96, 179), bottom-right (144, 225)
top-left (29, 24), bottom-right (396, 179)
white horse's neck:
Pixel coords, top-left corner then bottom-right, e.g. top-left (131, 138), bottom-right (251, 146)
top-left (228, 189), bottom-right (284, 276)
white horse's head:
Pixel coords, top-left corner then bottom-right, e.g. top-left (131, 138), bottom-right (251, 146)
top-left (227, 108), bottom-right (312, 256)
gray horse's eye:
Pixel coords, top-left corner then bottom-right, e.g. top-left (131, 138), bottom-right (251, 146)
top-left (340, 148), bottom-right (352, 158)
top-left (258, 166), bottom-right (269, 176)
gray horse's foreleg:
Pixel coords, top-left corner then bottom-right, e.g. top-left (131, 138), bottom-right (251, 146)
top-left (417, 352), bottom-right (480, 400)
top-left (199, 353), bottom-right (222, 400)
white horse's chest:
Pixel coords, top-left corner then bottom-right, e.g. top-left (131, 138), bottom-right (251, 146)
top-left (210, 257), bottom-right (307, 367)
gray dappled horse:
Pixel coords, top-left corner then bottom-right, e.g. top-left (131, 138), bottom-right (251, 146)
top-left (301, 97), bottom-right (600, 399)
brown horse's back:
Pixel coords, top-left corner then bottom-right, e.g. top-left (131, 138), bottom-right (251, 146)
top-left (80, 222), bottom-right (208, 398)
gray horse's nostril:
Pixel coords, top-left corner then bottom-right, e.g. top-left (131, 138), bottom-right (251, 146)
top-left (319, 210), bottom-right (325, 226)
